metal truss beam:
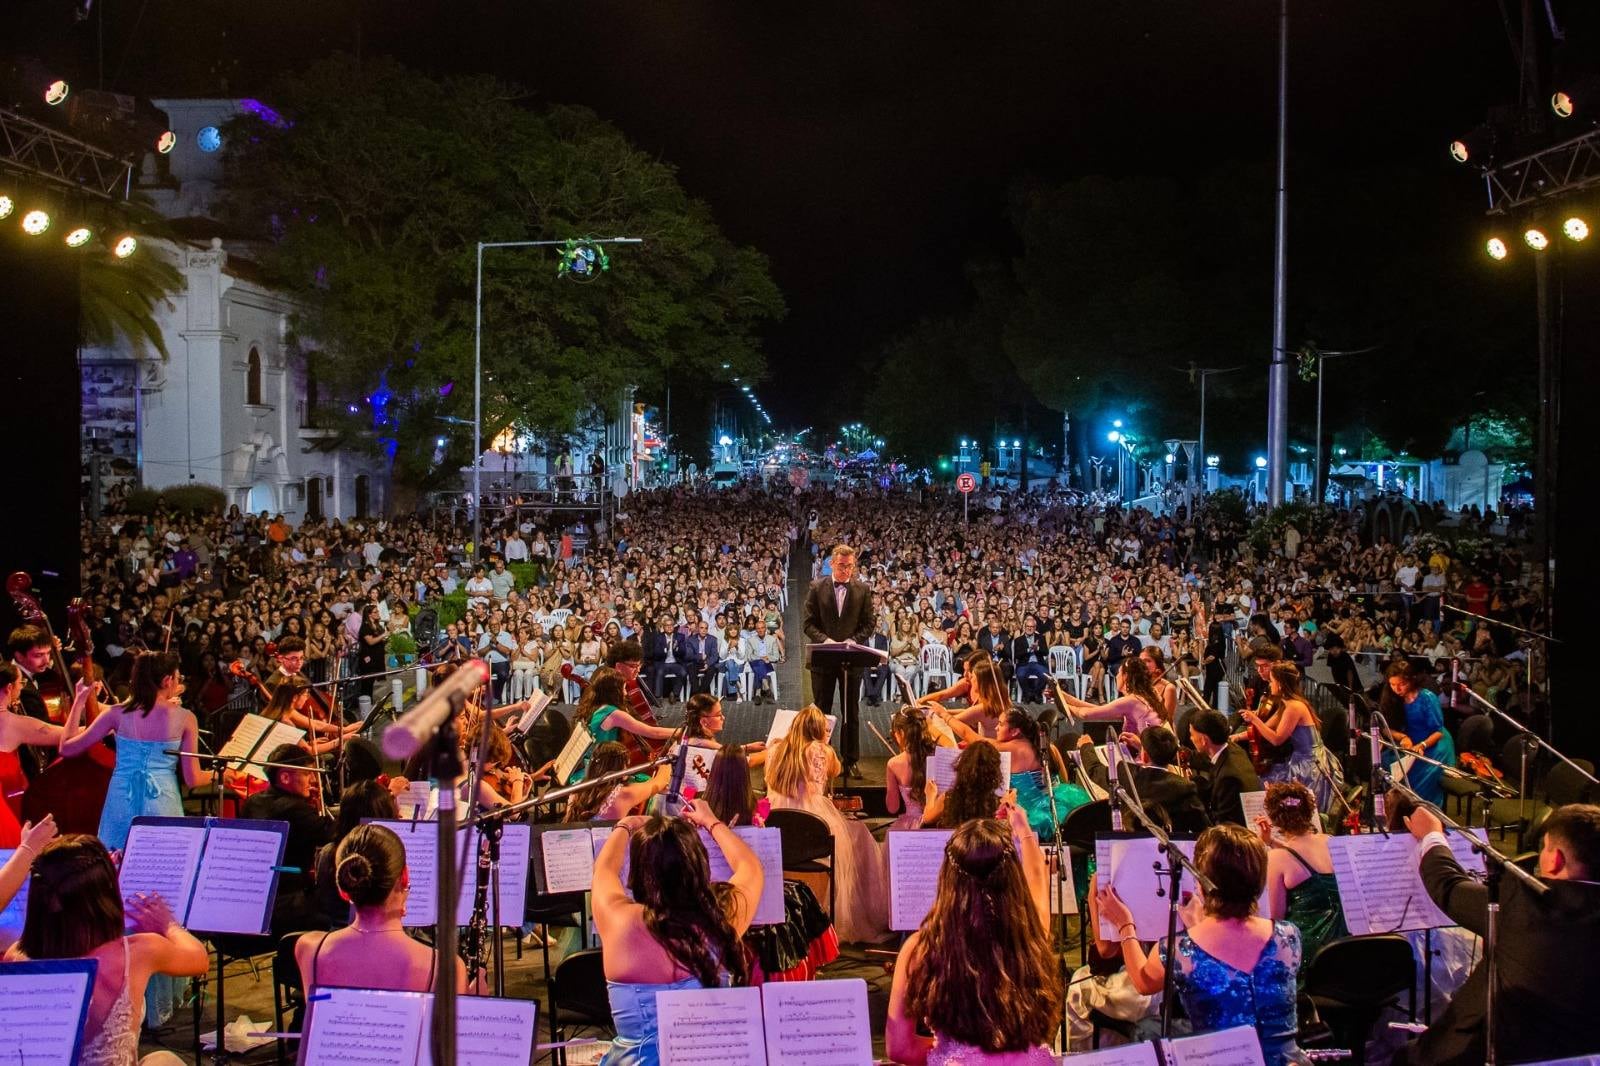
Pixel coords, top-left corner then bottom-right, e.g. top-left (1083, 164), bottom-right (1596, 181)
top-left (1484, 128), bottom-right (1600, 215)
top-left (0, 106), bottom-right (134, 201)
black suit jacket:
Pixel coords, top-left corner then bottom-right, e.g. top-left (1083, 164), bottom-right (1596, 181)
top-left (1011, 633), bottom-right (1046, 667)
top-left (1080, 747), bottom-right (1211, 835)
top-left (977, 628), bottom-right (1013, 663)
top-left (1192, 743), bottom-right (1261, 826)
top-left (802, 577), bottom-right (875, 663)
top-left (1397, 845), bottom-right (1600, 1066)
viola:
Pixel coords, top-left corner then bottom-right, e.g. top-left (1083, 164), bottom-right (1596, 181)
top-left (1244, 694), bottom-right (1293, 777)
top-left (10, 573), bottom-right (116, 836)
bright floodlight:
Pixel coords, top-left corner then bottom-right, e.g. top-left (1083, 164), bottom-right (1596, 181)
top-left (112, 235), bottom-right (138, 258)
top-left (1254, 456), bottom-right (1268, 469)
top-left (21, 210), bottom-right (50, 235)
top-left (1564, 217), bottom-right (1589, 242)
top-left (1524, 228), bottom-right (1550, 251)
top-left (157, 130), bottom-right (177, 154)
top-left (1012, 439), bottom-right (1020, 448)
top-left (44, 80), bottom-right (69, 106)
top-left (1486, 237), bottom-right (1509, 260)
top-left (1112, 419), bottom-right (1123, 428)
top-left (0, 196), bottom-right (11, 220)
top-left (435, 437), bottom-right (447, 448)
top-left (1449, 140), bottom-right (1470, 164)
top-left (719, 435), bottom-right (732, 447)
top-left (64, 226), bottom-right (92, 248)
top-left (1206, 455), bottom-right (1220, 467)
top-left (1553, 91), bottom-right (1575, 119)
top-left (1165, 453), bottom-right (1176, 464)
top-left (1107, 430), bottom-right (1121, 443)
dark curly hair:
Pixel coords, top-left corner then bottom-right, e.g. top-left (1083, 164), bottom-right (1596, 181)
top-left (627, 816), bottom-right (750, 987)
top-left (927, 743), bottom-right (1001, 829)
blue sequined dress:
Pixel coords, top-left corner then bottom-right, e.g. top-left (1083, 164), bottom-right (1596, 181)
top-left (1010, 768), bottom-right (1091, 841)
top-left (1162, 921), bottom-right (1310, 1066)
top-left (1385, 689), bottom-right (1456, 807)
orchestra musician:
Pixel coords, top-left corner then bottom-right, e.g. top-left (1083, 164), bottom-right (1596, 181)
top-left (8, 625), bottom-right (61, 780)
top-left (576, 667), bottom-right (676, 774)
top-left (261, 678), bottom-right (361, 755)
top-left (802, 544), bottom-right (875, 779)
top-left (241, 744), bottom-right (333, 936)
top-left (0, 663), bottom-right (65, 845)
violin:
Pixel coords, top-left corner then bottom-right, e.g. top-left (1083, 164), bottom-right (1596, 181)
top-left (229, 659), bottom-right (273, 704)
top-left (1243, 692), bottom-right (1292, 777)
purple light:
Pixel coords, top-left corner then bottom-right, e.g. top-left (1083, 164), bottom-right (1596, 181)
top-left (439, 382), bottom-right (454, 397)
top-left (347, 403), bottom-right (358, 413)
top-left (238, 99), bottom-right (288, 129)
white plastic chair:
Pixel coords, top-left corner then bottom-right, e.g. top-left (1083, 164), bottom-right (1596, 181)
top-left (546, 608), bottom-right (572, 629)
top-left (741, 663), bottom-right (779, 703)
top-left (918, 643), bottom-right (953, 698)
top-left (1048, 645), bottom-right (1081, 699)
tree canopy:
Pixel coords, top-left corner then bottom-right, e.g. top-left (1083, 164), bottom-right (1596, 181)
top-left (220, 55), bottom-right (783, 487)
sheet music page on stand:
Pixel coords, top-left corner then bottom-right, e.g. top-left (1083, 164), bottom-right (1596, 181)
top-left (761, 978), bottom-right (872, 1066)
top-left (1094, 835), bottom-right (1198, 942)
top-left (418, 995), bottom-right (537, 1066)
top-left (454, 824), bottom-right (531, 926)
top-left (658, 985), bottom-right (767, 1066)
top-left (301, 987), bottom-right (427, 1066)
top-left (218, 714), bottom-right (306, 780)
top-left (766, 709), bottom-right (835, 749)
top-left (888, 829), bottom-right (953, 931)
top-left (1163, 1023), bottom-right (1268, 1066)
top-left (1054, 1044), bottom-right (1161, 1065)
top-left (1238, 791), bottom-right (1267, 828)
top-left (0, 850), bottom-right (30, 934)
top-left (120, 822), bottom-right (204, 918)
top-left (553, 723), bottom-right (593, 785)
top-left (187, 824), bottom-right (283, 934)
top-left (1329, 831), bottom-right (1486, 935)
top-left (540, 827), bottom-right (598, 894)
top-left (370, 819), bottom-right (438, 926)
top-left (699, 826), bottom-right (785, 925)
top-left (0, 961), bottom-right (95, 1066)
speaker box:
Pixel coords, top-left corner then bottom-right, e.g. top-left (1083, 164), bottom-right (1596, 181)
top-left (0, 239), bottom-right (81, 626)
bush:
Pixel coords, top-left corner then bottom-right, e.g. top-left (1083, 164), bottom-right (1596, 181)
top-left (386, 631), bottom-right (419, 661)
top-left (161, 483), bottom-right (227, 515)
top-left (436, 590), bottom-right (469, 627)
top-left (122, 487), bottom-right (161, 515)
top-left (1247, 500), bottom-right (1338, 555)
top-left (508, 561), bottom-right (542, 589)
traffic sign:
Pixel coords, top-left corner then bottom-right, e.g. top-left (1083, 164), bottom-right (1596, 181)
top-left (957, 473), bottom-right (976, 494)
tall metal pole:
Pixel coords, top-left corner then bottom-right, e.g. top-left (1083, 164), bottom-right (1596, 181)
top-left (1266, 0), bottom-right (1291, 507)
top-left (1314, 354), bottom-right (1324, 504)
top-left (1198, 373), bottom-right (1207, 491)
top-left (473, 242), bottom-right (484, 563)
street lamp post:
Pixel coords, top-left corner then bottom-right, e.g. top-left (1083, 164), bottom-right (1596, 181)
top-left (473, 237), bottom-right (642, 558)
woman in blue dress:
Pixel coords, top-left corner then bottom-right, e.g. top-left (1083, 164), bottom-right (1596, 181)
top-left (944, 708), bottom-right (1091, 839)
top-left (1381, 660), bottom-right (1456, 808)
top-left (1098, 824), bottom-right (1312, 1066)
top-left (1240, 662), bottom-right (1341, 815)
top-left (60, 650), bottom-right (216, 1028)
top-left (592, 799), bottom-right (764, 1065)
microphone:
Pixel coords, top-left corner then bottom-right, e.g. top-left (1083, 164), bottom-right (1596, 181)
top-left (1106, 741), bottom-right (1125, 831)
top-left (1370, 722), bottom-right (1385, 826)
top-left (381, 658), bottom-right (490, 761)
top-left (1346, 690), bottom-right (1358, 760)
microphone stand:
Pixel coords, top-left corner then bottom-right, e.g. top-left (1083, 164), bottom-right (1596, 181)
top-left (1376, 765), bottom-right (1547, 1066)
top-left (1453, 682), bottom-right (1597, 792)
top-left (1113, 783), bottom-right (1215, 1038)
top-left (1442, 603), bottom-right (1556, 728)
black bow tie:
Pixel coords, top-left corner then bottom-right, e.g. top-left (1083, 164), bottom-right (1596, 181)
top-left (834, 582), bottom-right (848, 590)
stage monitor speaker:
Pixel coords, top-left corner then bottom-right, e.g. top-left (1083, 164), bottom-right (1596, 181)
top-left (0, 239), bottom-right (82, 625)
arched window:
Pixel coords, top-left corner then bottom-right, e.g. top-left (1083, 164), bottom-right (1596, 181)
top-left (246, 347), bottom-right (262, 406)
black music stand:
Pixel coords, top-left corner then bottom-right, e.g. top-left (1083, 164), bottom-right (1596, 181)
top-left (807, 641), bottom-right (886, 779)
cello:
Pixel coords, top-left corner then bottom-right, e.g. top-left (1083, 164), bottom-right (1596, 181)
top-left (10, 574), bottom-right (116, 836)
top-left (559, 662), bottom-right (665, 765)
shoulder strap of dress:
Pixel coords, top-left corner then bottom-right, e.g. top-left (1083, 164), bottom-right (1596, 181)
top-left (307, 930), bottom-right (332, 990)
top-left (1280, 842), bottom-right (1323, 877)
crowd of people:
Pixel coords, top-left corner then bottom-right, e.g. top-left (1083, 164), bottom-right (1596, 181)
top-left (0, 477), bottom-right (1587, 1066)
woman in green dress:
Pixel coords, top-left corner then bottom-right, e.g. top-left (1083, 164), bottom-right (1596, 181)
top-left (1258, 780), bottom-right (1347, 983)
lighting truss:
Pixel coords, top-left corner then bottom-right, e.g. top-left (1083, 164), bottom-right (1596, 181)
top-left (1483, 128), bottom-right (1600, 215)
top-left (0, 105), bottom-right (134, 201)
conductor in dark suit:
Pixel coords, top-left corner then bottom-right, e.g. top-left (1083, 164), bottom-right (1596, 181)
top-left (802, 544), bottom-right (875, 778)
top-left (1396, 802), bottom-right (1600, 1065)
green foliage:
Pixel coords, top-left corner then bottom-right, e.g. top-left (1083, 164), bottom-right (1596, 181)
top-left (1207, 488), bottom-right (1250, 526)
top-left (80, 241), bottom-right (183, 360)
top-left (1247, 501), bottom-right (1338, 555)
top-left (386, 630), bottom-right (419, 659)
top-left (121, 484), bottom-right (227, 516)
top-left (508, 562), bottom-right (542, 589)
top-left (219, 55), bottom-right (784, 490)
top-left (436, 590), bottom-right (469, 627)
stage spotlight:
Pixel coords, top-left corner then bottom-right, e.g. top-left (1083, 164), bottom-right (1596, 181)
top-left (112, 235), bottom-right (138, 258)
top-left (1564, 217), bottom-right (1589, 242)
top-left (21, 210), bottom-right (50, 235)
top-left (1524, 228), bottom-right (1550, 251)
top-left (1553, 91), bottom-right (1575, 119)
top-left (1449, 124), bottom-right (1496, 166)
top-left (1486, 237), bottom-right (1509, 260)
top-left (44, 80), bottom-right (69, 106)
top-left (64, 226), bottom-right (92, 248)
top-left (156, 130), bottom-right (176, 154)
top-left (0, 196), bottom-right (12, 220)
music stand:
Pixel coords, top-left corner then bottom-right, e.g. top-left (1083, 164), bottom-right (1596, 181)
top-left (807, 641), bottom-right (887, 775)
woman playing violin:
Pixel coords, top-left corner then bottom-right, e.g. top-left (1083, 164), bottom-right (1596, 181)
top-left (0, 663), bottom-right (66, 846)
top-left (577, 668), bottom-right (676, 771)
top-left (261, 679), bottom-right (361, 756)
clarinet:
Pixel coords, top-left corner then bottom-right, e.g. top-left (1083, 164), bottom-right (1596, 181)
top-left (463, 831), bottom-right (493, 987)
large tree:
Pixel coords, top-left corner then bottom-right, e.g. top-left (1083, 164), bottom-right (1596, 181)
top-left (220, 56), bottom-right (783, 488)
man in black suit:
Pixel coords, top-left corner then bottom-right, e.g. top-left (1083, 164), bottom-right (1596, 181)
top-left (241, 744), bottom-right (335, 935)
top-left (1011, 617), bottom-right (1050, 704)
top-left (1396, 802), bottom-right (1600, 1065)
top-left (802, 545), bottom-right (875, 778)
top-left (1076, 727), bottom-right (1210, 834)
top-left (977, 616), bottom-right (1014, 683)
top-left (860, 622), bottom-right (892, 706)
top-left (1186, 708), bottom-right (1261, 826)
top-left (642, 614), bottom-right (688, 702)
top-left (679, 620), bottom-right (719, 695)
top-left (8, 625), bottom-right (58, 781)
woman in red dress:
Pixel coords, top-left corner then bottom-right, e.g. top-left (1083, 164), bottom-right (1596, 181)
top-left (0, 663), bottom-right (66, 846)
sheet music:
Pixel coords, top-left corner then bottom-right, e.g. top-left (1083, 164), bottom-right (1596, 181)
top-left (218, 713), bottom-right (307, 780)
top-left (926, 747), bottom-right (1010, 796)
top-left (540, 828), bottom-right (599, 894)
top-left (1239, 790), bottom-right (1267, 828)
top-left (187, 825), bottom-right (283, 934)
top-left (119, 822), bottom-right (204, 919)
top-left (766, 709), bottom-right (836, 749)
top-left (515, 690), bottom-right (552, 734)
top-left (0, 850), bottom-right (28, 935)
top-left (592, 826), bottom-right (631, 893)
top-left (1328, 831), bottom-right (1485, 935)
top-left (1163, 1023), bottom-right (1268, 1066)
top-left (454, 823), bottom-right (531, 926)
top-left (888, 829), bottom-right (954, 931)
top-left (0, 961), bottom-right (96, 1066)
top-left (925, 712), bottom-right (957, 745)
top-left (397, 780), bottom-right (435, 819)
top-left (1057, 1044), bottom-right (1161, 1065)
top-left (422, 995), bottom-right (538, 1066)
top-left (553, 722), bottom-right (593, 786)
top-left (676, 740), bottom-right (720, 796)
top-left (761, 978), bottom-right (872, 1066)
top-left (1094, 834), bottom-right (1198, 942)
top-left (657, 985), bottom-right (767, 1066)
top-left (700, 826), bottom-right (784, 925)
top-left (1048, 846), bottom-right (1080, 916)
top-left (301, 986), bottom-right (428, 1066)
top-left (370, 818), bottom-right (441, 925)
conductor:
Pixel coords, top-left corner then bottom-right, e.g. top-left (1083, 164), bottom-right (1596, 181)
top-left (803, 544), bottom-right (875, 779)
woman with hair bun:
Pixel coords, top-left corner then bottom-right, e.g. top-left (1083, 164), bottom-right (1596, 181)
top-left (1257, 781), bottom-right (1346, 982)
top-left (294, 824), bottom-right (467, 993)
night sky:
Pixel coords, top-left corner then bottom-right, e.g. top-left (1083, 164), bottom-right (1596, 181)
top-left (13, 1), bottom-right (1569, 424)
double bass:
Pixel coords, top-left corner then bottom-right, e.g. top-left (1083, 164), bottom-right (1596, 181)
top-left (10, 574), bottom-right (116, 837)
